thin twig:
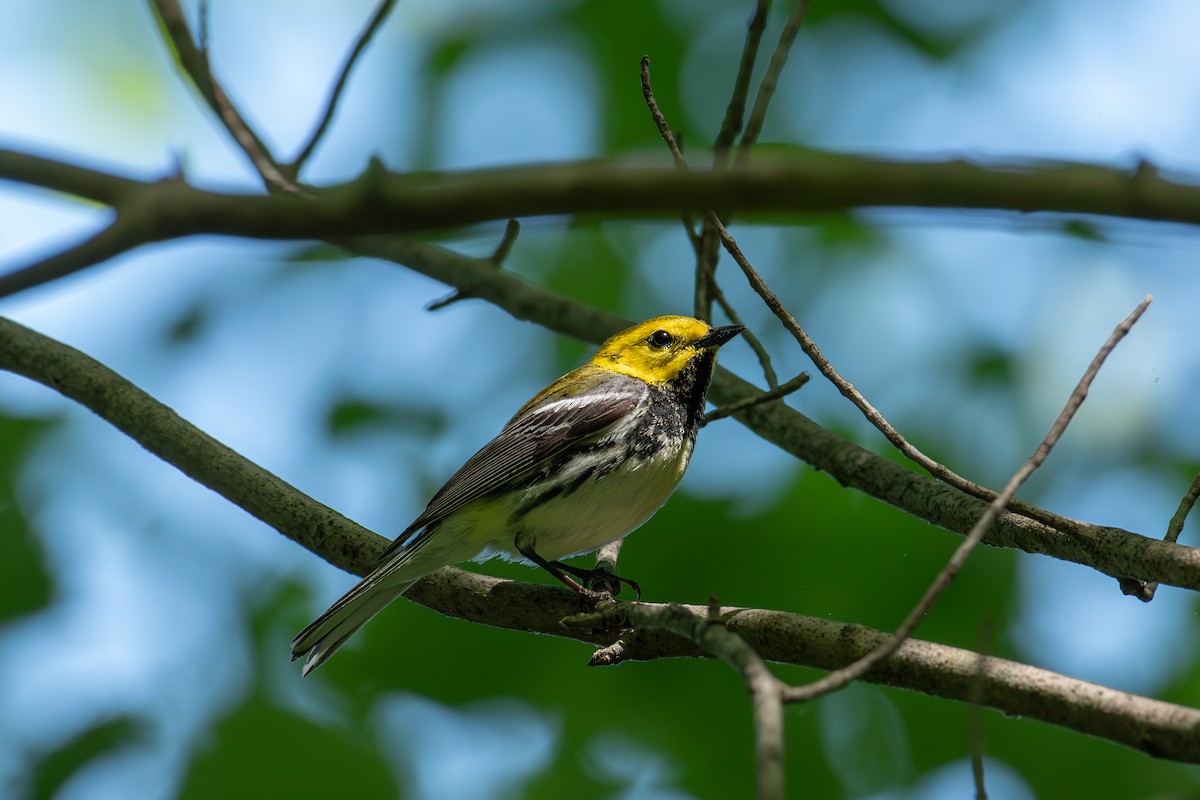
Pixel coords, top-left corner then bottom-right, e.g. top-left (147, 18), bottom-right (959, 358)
top-left (640, 56), bottom-right (784, 390)
top-left (197, 0), bottom-right (210, 53)
top-left (705, 372), bottom-right (808, 423)
top-left (640, 56), bottom-right (687, 170)
top-left (288, 0), bottom-right (400, 176)
top-left (639, 56), bottom-right (702, 253)
top-left (705, 211), bottom-right (1016, 499)
top-left (0, 220), bottom-right (150, 299)
top-left (784, 296), bottom-right (1153, 703)
top-left (713, 0), bottom-right (771, 166)
top-left (425, 220), bottom-right (522, 311)
top-left (737, 0), bottom-right (811, 163)
top-left (1128, 471), bottom-right (1200, 601)
top-left (707, 274), bottom-right (780, 389)
top-left (696, 603), bottom-right (789, 800)
top-left (4, 313), bottom-right (1199, 762)
top-left (968, 618), bottom-right (993, 800)
top-left (640, 54), bottom-right (718, 318)
top-left (488, 219), bottom-right (522, 265)
top-left (575, 601), bottom-right (787, 799)
top-left (704, 1), bottom-right (776, 318)
top-left (149, 0), bottom-right (305, 195)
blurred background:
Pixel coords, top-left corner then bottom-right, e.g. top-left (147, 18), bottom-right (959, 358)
top-left (1, 0), bottom-right (1199, 797)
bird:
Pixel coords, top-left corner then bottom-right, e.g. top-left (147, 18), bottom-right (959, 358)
top-left (291, 315), bottom-right (744, 675)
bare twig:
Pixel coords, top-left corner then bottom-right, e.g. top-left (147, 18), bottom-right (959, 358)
top-left (737, 0), bottom-right (811, 162)
top-left (705, 372), bottom-right (808, 423)
top-left (784, 296), bottom-right (1153, 703)
top-left (573, 601), bottom-right (787, 800)
top-left (706, 275), bottom-right (780, 389)
top-left (0, 221), bottom-right (146, 299)
top-left (640, 56), bottom-right (687, 170)
top-left (639, 57), bottom-right (783, 390)
top-left (565, 598), bottom-right (1200, 763)
top-left (487, 219), bottom-right (522, 265)
top-left (969, 620), bottom-right (993, 800)
top-left (704, 1), bottom-right (779, 319)
top-left (2, 312), bottom-right (1197, 762)
top-left (1126, 471), bottom-right (1200, 601)
top-left (197, 0), bottom-right (211, 53)
top-left (639, 56), bottom-right (703, 256)
top-left (425, 220), bottom-right (521, 311)
top-left (702, 597), bottom-right (787, 800)
top-left (713, 0), bottom-right (771, 165)
top-left (348, 234), bottom-right (1200, 592)
top-left (702, 210), bottom-right (1024, 502)
top-left (288, 0), bottom-right (400, 176)
top-left (149, 0), bottom-right (305, 195)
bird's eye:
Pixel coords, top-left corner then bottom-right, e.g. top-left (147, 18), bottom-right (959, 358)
top-left (647, 329), bottom-right (674, 348)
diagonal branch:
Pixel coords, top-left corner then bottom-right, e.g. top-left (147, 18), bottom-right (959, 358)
top-left (563, 599), bottom-right (1200, 764)
top-left (344, 234), bottom-right (1200, 592)
top-left (713, 0), bottom-right (771, 164)
top-left (149, 0), bottom-right (304, 195)
top-left (640, 56), bottom-right (782, 388)
top-left (0, 221), bottom-right (144, 298)
top-left (704, 372), bottom-right (808, 423)
top-left (737, 0), bottom-right (811, 160)
top-left (703, 208), bottom-right (1103, 543)
top-left (1, 311), bottom-right (1198, 763)
top-left (785, 296), bottom-right (1152, 703)
top-left (287, 0), bottom-right (400, 177)
top-left (1126, 471), bottom-right (1200, 601)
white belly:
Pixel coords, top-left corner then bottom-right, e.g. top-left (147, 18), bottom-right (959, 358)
top-left (467, 437), bottom-right (694, 562)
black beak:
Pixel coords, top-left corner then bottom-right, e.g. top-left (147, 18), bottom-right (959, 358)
top-left (697, 325), bottom-right (745, 349)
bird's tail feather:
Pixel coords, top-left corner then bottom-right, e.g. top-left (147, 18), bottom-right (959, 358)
top-left (290, 574), bottom-right (417, 676)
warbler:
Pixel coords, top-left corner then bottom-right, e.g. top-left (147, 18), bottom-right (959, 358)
top-left (291, 315), bottom-right (743, 674)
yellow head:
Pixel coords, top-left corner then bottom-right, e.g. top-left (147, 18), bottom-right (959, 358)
top-left (591, 316), bottom-right (744, 384)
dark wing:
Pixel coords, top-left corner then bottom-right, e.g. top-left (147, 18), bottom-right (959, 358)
top-left (377, 370), bottom-right (646, 561)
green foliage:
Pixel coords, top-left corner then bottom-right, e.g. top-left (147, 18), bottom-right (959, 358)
top-left (965, 344), bottom-right (1018, 387)
top-left (179, 691), bottom-right (396, 798)
top-left (326, 397), bottom-right (447, 438)
top-left (26, 716), bottom-right (142, 800)
top-left (557, 1), bottom-right (691, 152)
top-left (0, 416), bottom-right (52, 623)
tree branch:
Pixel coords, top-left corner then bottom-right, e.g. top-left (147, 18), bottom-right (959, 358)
top-left (784, 296), bottom-right (1151, 703)
top-left (563, 600), bottom-right (1200, 764)
top-left (149, 0), bottom-right (304, 195)
top-left (736, 0), bottom-right (810, 160)
top-left (341, 234), bottom-right (1200, 593)
top-left (0, 148), bottom-right (145, 205)
top-left (640, 56), bottom-right (781, 389)
top-left (0, 221), bottom-right (143, 298)
top-left (1126, 470), bottom-right (1200, 601)
top-left (6, 147), bottom-right (1200, 295)
top-left (712, 0), bottom-right (770, 162)
top-left (2, 152), bottom-right (1197, 588)
top-left (2, 313), bottom-right (1198, 763)
top-left (286, 0), bottom-right (400, 176)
